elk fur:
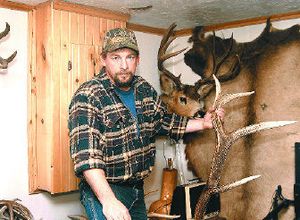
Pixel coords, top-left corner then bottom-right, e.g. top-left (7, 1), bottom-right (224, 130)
top-left (185, 19), bottom-right (300, 220)
top-left (158, 20), bottom-right (300, 219)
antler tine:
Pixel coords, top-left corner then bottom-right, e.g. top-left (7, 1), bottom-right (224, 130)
top-left (159, 23), bottom-right (177, 49)
top-left (148, 212), bottom-right (181, 219)
top-left (215, 91), bottom-right (255, 109)
top-left (231, 120), bottom-right (297, 143)
top-left (6, 51), bottom-right (17, 63)
top-left (158, 23), bottom-right (187, 69)
top-left (212, 74), bottom-right (221, 108)
top-left (158, 23), bottom-right (177, 63)
top-left (211, 31), bottom-right (217, 74)
top-left (196, 33), bottom-right (237, 90)
top-left (213, 33), bottom-right (234, 75)
top-left (212, 74), bottom-right (255, 109)
top-left (158, 23), bottom-right (187, 88)
top-left (0, 22), bottom-right (10, 40)
top-left (216, 175), bottom-right (261, 194)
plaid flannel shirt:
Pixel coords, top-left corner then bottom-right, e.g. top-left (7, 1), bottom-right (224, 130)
top-left (68, 70), bottom-right (188, 183)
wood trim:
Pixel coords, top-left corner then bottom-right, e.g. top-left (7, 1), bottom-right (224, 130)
top-left (53, 0), bottom-right (130, 22)
top-left (127, 22), bottom-right (166, 35)
top-left (175, 10), bottom-right (300, 36)
top-left (28, 9), bottom-right (38, 194)
top-left (0, 0), bottom-right (34, 11)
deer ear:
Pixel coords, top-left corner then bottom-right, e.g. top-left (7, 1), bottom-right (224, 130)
top-left (160, 73), bottom-right (177, 95)
top-left (197, 84), bottom-right (214, 98)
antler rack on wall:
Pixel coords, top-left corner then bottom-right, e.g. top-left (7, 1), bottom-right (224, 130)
top-left (0, 22), bottom-right (17, 70)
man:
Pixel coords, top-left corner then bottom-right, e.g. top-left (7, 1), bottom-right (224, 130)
top-left (68, 28), bottom-right (224, 220)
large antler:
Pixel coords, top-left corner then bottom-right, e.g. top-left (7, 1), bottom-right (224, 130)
top-left (158, 23), bottom-right (187, 94)
top-left (194, 75), bottom-right (296, 219)
top-left (194, 32), bottom-right (241, 99)
top-left (0, 22), bottom-right (17, 69)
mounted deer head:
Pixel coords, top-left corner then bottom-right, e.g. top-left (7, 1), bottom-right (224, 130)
top-left (158, 23), bottom-right (240, 117)
top-left (0, 22), bottom-right (17, 69)
top-left (193, 75), bottom-right (296, 219)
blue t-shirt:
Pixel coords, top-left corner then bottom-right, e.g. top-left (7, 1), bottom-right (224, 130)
top-left (114, 86), bottom-right (139, 135)
top-left (114, 86), bottom-right (137, 117)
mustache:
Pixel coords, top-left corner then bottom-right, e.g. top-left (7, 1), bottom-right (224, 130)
top-left (117, 71), bottom-right (132, 75)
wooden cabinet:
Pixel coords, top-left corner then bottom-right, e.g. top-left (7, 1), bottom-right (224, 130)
top-left (28, 1), bottom-right (128, 194)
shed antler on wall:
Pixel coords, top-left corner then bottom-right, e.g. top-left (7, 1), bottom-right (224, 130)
top-left (0, 199), bottom-right (33, 220)
top-left (193, 75), bottom-right (296, 219)
top-left (0, 22), bottom-right (17, 69)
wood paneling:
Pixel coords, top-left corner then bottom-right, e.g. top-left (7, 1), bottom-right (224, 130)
top-left (29, 2), bottom-right (126, 194)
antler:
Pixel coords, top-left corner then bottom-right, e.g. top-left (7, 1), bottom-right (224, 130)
top-left (0, 22), bottom-right (17, 69)
top-left (0, 199), bottom-right (33, 220)
top-left (158, 23), bottom-right (187, 93)
top-left (194, 32), bottom-right (241, 98)
top-left (194, 75), bottom-right (296, 220)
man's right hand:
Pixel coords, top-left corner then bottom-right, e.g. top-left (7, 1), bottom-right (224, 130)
top-left (102, 197), bottom-right (131, 220)
top-left (83, 169), bottom-right (132, 220)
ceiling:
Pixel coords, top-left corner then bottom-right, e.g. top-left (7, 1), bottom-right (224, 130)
top-left (7, 0), bottom-right (300, 29)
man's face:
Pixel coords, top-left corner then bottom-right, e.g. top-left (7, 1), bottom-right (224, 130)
top-left (101, 48), bottom-right (139, 90)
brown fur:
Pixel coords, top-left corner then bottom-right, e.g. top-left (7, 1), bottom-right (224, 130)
top-left (161, 20), bottom-right (300, 219)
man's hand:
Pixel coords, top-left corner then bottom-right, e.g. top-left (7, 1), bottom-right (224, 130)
top-left (83, 169), bottom-right (131, 220)
top-left (102, 197), bottom-right (131, 220)
top-left (203, 107), bottom-right (225, 129)
top-left (185, 107), bottom-right (225, 133)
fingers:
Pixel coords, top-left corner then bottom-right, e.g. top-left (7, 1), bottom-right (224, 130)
top-left (215, 108), bottom-right (225, 120)
top-left (103, 202), bottom-right (131, 220)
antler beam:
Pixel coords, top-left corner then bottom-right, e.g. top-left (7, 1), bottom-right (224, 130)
top-left (0, 22), bottom-right (17, 69)
top-left (194, 75), bottom-right (296, 219)
top-left (158, 23), bottom-right (187, 91)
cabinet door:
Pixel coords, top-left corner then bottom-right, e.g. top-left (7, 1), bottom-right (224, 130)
top-left (29, 5), bottom-right (126, 193)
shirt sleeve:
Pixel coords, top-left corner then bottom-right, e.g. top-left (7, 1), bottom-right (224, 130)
top-left (68, 91), bottom-right (106, 178)
top-left (151, 90), bottom-right (189, 141)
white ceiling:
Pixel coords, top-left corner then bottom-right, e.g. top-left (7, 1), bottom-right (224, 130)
top-left (8, 0), bottom-right (300, 29)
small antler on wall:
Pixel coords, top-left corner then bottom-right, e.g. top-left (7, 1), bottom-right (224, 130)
top-left (0, 22), bottom-right (17, 69)
top-left (194, 75), bottom-right (296, 220)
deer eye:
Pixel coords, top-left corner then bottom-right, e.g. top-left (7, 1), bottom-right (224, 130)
top-left (179, 96), bottom-right (187, 105)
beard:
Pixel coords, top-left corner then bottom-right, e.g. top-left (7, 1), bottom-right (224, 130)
top-left (114, 71), bottom-right (134, 88)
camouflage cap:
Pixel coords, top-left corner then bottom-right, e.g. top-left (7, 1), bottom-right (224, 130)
top-left (102, 28), bottom-right (139, 54)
